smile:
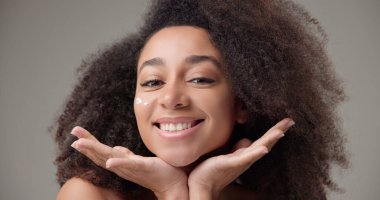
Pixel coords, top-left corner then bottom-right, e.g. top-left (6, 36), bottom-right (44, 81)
top-left (155, 119), bottom-right (203, 132)
top-left (153, 118), bottom-right (204, 140)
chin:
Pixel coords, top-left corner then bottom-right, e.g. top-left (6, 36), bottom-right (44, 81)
top-left (162, 156), bottom-right (199, 167)
top-left (159, 152), bottom-right (200, 167)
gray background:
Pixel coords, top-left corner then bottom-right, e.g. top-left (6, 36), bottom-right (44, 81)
top-left (0, 0), bottom-right (379, 199)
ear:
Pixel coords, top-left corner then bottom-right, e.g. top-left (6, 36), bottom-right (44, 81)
top-left (235, 101), bottom-right (248, 124)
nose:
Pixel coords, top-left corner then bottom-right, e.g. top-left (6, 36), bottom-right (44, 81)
top-left (158, 81), bottom-right (190, 110)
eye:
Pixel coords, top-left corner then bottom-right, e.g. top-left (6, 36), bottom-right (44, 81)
top-left (140, 79), bottom-right (165, 88)
top-left (189, 77), bottom-right (215, 85)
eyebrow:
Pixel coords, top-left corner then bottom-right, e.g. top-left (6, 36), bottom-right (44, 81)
top-left (138, 55), bottom-right (222, 73)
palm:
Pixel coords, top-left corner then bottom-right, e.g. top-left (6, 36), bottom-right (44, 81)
top-left (188, 145), bottom-right (262, 191)
top-left (188, 118), bottom-right (294, 195)
top-left (110, 153), bottom-right (187, 193)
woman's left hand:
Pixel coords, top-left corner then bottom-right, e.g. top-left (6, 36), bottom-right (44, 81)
top-left (188, 118), bottom-right (294, 200)
top-left (70, 127), bottom-right (189, 200)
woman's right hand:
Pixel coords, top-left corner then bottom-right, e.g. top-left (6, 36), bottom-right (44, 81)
top-left (70, 126), bottom-right (189, 200)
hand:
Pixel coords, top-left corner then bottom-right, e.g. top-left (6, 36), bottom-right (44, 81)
top-left (188, 118), bottom-right (295, 199)
top-left (70, 127), bottom-right (189, 200)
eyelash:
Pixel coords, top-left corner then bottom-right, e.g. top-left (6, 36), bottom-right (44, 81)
top-left (140, 79), bottom-right (164, 87)
top-left (189, 77), bottom-right (215, 84)
top-left (140, 77), bottom-right (215, 88)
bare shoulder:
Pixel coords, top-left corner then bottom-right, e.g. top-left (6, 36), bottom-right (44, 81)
top-left (56, 177), bottom-right (122, 200)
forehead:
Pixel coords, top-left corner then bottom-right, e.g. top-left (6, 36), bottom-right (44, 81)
top-left (138, 26), bottom-right (223, 67)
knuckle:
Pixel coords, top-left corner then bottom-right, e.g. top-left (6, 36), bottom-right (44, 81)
top-left (113, 146), bottom-right (127, 153)
top-left (93, 159), bottom-right (104, 167)
top-left (106, 149), bottom-right (114, 159)
top-left (106, 153), bottom-right (111, 159)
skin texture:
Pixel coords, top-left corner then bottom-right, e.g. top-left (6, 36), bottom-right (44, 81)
top-left (134, 26), bottom-right (245, 167)
top-left (52, 0), bottom-right (348, 199)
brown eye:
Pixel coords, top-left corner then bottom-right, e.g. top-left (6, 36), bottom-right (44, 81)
top-left (140, 79), bottom-right (165, 87)
top-left (189, 77), bottom-right (215, 85)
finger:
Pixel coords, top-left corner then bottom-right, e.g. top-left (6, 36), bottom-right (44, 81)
top-left (106, 157), bottom-right (135, 169)
top-left (268, 118), bottom-right (295, 134)
top-left (106, 155), bottom-right (147, 172)
top-left (113, 146), bottom-right (135, 156)
top-left (105, 157), bottom-right (151, 187)
top-left (227, 145), bottom-right (269, 168)
top-left (105, 158), bottom-right (130, 180)
top-left (249, 118), bottom-right (294, 151)
top-left (70, 126), bottom-right (98, 142)
top-left (71, 138), bottom-right (114, 167)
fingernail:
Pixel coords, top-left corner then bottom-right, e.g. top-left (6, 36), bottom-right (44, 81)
top-left (105, 160), bottom-right (112, 168)
top-left (286, 119), bottom-right (295, 129)
top-left (71, 127), bottom-right (80, 136)
top-left (71, 141), bottom-right (78, 149)
top-left (70, 130), bottom-right (77, 137)
top-left (261, 146), bottom-right (269, 154)
top-left (277, 133), bottom-right (285, 139)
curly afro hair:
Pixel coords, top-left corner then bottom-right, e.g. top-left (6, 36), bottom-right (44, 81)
top-left (52, 0), bottom-right (349, 199)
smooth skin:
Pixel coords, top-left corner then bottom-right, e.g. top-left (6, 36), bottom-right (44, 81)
top-left (56, 26), bottom-right (295, 199)
top-left (134, 26), bottom-right (245, 168)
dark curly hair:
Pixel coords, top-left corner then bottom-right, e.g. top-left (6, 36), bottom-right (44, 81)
top-left (52, 0), bottom-right (349, 199)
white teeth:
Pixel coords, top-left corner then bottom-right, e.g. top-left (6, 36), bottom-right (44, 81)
top-left (176, 124), bottom-right (182, 130)
top-left (158, 122), bottom-right (195, 132)
top-left (169, 124), bottom-right (175, 131)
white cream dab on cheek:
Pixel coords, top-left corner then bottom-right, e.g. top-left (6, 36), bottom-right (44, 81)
top-left (135, 97), bottom-right (150, 106)
top-left (135, 97), bottom-right (142, 105)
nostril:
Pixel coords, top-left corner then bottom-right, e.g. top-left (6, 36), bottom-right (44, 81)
top-left (174, 103), bottom-right (184, 108)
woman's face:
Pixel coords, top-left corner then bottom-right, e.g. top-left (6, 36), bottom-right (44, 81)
top-left (134, 26), bottom-right (245, 167)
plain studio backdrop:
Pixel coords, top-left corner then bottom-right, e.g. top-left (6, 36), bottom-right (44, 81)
top-left (0, 0), bottom-right (379, 199)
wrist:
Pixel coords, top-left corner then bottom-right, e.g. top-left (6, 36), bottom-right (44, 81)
top-left (154, 181), bottom-right (189, 200)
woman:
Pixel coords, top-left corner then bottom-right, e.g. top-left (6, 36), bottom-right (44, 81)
top-left (53, 0), bottom-right (348, 199)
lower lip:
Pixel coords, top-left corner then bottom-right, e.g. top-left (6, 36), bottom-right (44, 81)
top-left (154, 121), bottom-right (203, 140)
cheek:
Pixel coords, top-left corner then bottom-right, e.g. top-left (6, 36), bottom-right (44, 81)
top-left (133, 93), bottom-right (160, 137)
top-left (194, 87), bottom-right (236, 144)
top-left (198, 87), bottom-right (236, 122)
top-left (208, 96), bottom-right (236, 138)
top-left (133, 94), bottom-right (157, 115)
top-left (134, 95), bottom-right (154, 127)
